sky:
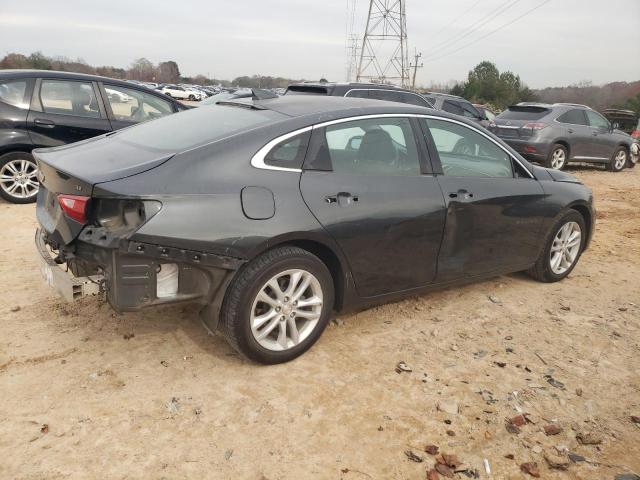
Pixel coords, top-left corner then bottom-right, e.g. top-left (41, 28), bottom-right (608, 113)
top-left (0, 0), bottom-right (638, 89)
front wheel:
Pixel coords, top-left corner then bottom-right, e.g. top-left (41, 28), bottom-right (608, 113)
top-left (527, 210), bottom-right (585, 282)
top-left (220, 246), bottom-right (334, 364)
top-left (0, 152), bottom-right (39, 204)
top-left (188, 94), bottom-right (195, 101)
top-left (607, 147), bottom-right (627, 172)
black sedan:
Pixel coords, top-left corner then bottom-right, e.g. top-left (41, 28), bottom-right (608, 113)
top-left (0, 70), bottom-right (187, 203)
top-left (34, 95), bottom-right (595, 364)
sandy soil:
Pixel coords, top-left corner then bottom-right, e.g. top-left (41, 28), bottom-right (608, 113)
top-left (0, 165), bottom-right (639, 479)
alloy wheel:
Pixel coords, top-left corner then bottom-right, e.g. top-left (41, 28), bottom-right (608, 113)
top-left (0, 158), bottom-right (39, 200)
top-left (614, 150), bottom-right (627, 170)
top-left (551, 148), bottom-right (566, 169)
top-left (549, 221), bottom-right (581, 275)
top-left (250, 269), bottom-right (323, 351)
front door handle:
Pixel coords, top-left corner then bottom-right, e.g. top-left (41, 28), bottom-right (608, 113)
top-left (567, 128), bottom-right (574, 134)
top-left (592, 131), bottom-right (598, 136)
top-left (449, 189), bottom-right (474, 201)
top-left (34, 118), bottom-right (55, 128)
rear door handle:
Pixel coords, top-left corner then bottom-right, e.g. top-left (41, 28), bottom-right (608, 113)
top-left (325, 192), bottom-right (359, 206)
top-left (592, 131), bottom-right (598, 136)
top-left (449, 189), bottom-right (474, 201)
top-left (34, 118), bottom-right (55, 128)
top-left (567, 129), bottom-right (574, 134)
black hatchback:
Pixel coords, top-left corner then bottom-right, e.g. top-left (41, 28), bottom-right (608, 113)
top-left (0, 70), bottom-right (186, 203)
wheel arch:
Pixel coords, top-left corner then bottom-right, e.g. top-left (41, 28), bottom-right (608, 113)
top-left (553, 139), bottom-right (571, 157)
top-left (248, 233), bottom-right (350, 311)
top-left (568, 201), bottom-right (594, 250)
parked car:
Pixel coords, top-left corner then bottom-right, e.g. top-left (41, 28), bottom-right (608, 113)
top-left (489, 103), bottom-right (638, 171)
top-left (474, 103), bottom-right (498, 125)
top-left (285, 82), bottom-right (433, 108)
top-left (159, 85), bottom-right (198, 101)
top-left (35, 95), bottom-right (595, 364)
top-left (0, 70), bottom-right (186, 203)
top-left (423, 92), bottom-right (485, 126)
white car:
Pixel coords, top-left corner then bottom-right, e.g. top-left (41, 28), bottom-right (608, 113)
top-left (185, 87), bottom-right (205, 101)
top-left (106, 89), bottom-right (133, 103)
top-left (159, 86), bottom-right (196, 100)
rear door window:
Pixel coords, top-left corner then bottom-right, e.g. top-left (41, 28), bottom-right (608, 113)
top-left (0, 79), bottom-right (31, 109)
top-left (399, 92), bottom-right (431, 107)
top-left (344, 89), bottom-right (369, 99)
top-left (323, 117), bottom-right (420, 176)
top-left (460, 102), bottom-right (481, 119)
top-left (103, 84), bottom-right (174, 124)
top-left (40, 80), bottom-right (101, 118)
top-left (556, 109), bottom-right (588, 125)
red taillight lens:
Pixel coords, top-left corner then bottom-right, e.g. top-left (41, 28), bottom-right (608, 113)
top-left (632, 130), bottom-right (640, 139)
top-left (58, 194), bottom-right (90, 224)
top-left (522, 122), bottom-right (548, 130)
top-left (524, 145), bottom-right (537, 153)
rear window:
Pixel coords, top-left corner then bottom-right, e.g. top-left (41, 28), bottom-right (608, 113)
top-left (0, 79), bottom-right (30, 109)
top-left (285, 86), bottom-right (329, 95)
top-left (113, 104), bottom-right (284, 150)
top-left (498, 106), bottom-right (550, 121)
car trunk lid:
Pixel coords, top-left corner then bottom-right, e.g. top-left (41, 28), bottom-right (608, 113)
top-left (35, 134), bottom-right (173, 245)
top-left (490, 105), bottom-right (551, 139)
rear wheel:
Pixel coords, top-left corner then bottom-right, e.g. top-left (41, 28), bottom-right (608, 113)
top-left (220, 246), bottom-right (334, 364)
top-left (527, 210), bottom-right (585, 282)
top-left (188, 94), bottom-right (195, 101)
top-left (546, 144), bottom-right (567, 170)
top-left (0, 152), bottom-right (39, 204)
top-left (607, 146), bottom-right (627, 172)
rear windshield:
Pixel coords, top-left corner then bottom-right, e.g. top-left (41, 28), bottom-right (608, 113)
top-left (498, 106), bottom-right (550, 121)
top-left (113, 104), bottom-right (283, 150)
top-left (285, 86), bottom-right (329, 95)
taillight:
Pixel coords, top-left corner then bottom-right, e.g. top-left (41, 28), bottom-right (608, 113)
top-left (58, 194), bottom-right (90, 224)
top-left (522, 122), bottom-right (548, 130)
top-left (632, 130), bottom-right (640, 139)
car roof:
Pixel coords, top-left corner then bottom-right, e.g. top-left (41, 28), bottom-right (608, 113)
top-left (217, 95), bottom-right (480, 128)
top-left (0, 69), bottom-right (156, 90)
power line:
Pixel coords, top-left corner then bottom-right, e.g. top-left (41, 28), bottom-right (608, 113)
top-left (423, 0), bottom-right (523, 58)
top-left (424, 0), bottom-right (553, 63)
top-left (429, 0), bottom-right (482, 39)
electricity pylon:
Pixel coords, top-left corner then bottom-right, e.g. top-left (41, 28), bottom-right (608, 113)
top-left (356, 0), bottom-right (410, 87)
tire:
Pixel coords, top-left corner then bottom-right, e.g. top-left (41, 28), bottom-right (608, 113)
top-left (607, 146), bottom-right (627, 172)
top-left (0, 152), bottom-right (39, 204)
top-left (165, 92), bottom-right (172, 97)
top-left (220, 246), bottom-right (334, 364)
top-left (546, 144), bottom-right (568, 170)
top-left (188, 94), bottom-right (195, 101)
top-left (628, 143), bottom-right (639, 168)
top-left (527, 210), bottom-right (586, 283)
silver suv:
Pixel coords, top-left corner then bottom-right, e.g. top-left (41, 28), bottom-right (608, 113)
top-left (489, 103), bottom-right (639, 171)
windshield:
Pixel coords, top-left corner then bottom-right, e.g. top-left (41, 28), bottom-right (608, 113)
top-left (113, 104), bottom-right (284, 151)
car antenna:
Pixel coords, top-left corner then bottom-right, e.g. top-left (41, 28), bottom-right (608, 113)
top-left (251, 88), bottom-right (278, 100)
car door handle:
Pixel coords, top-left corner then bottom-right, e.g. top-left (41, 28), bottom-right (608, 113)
top-left (592, 131), bottom-right (598, 136)
top-left (449, 189), bottom-right (474, 200)
top-left (325, 192), bottom-right (359, 206)
top-left (34, 118), bottom-right (55, 128)
top-left (567, 129), bottom-right (574, 134)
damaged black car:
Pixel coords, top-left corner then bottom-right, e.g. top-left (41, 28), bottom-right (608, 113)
top-left (35, 95), bottom-right (595, 364)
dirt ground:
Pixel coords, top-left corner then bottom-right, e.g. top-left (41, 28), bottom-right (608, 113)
top-left (1, 165), bottom-right (639, 480)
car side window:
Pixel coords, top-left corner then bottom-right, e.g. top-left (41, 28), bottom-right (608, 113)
top-left (585, 110), bottom-right (609, 129)
top-left (442, 100), bottom-right (463, 116)
top-left (423, 118), bottom-right (513, 178)
top-left (103, 84), bottom-right (174, 123)
top-left (0, 79), bottom-right (30, 109)
top-left (400, 92), bottom-right (430, 107)
top-left (556, 109), bottom-right (588, 125)
top-left (40, 80), bottom-right (101, 118)
top-left (264, 131), bottom-right (311, 169)
top-left (459, 102), bottom-right (480, 119)
top-left (323, 117), bottom-right (420, 176)
top-left (368, 89), bottom-right (404, 104)
top-left (344, 89), bottom-right (369, 99)
top-left (484, 109), bottom-right (496, 122)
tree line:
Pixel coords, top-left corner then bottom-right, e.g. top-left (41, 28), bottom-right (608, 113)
top-left (0, 52), bottom-right (305, 88)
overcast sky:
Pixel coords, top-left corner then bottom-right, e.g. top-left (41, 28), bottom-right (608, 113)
top-left (1, 0), bottom-right (638, 88)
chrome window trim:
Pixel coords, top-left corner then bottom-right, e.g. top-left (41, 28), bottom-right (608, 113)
top-left (344, 88), bottom-right (432, 107)
top-left (250, 126), bottom-right (313, 172)
top-left (251, 113), bottom-right (534, 179)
